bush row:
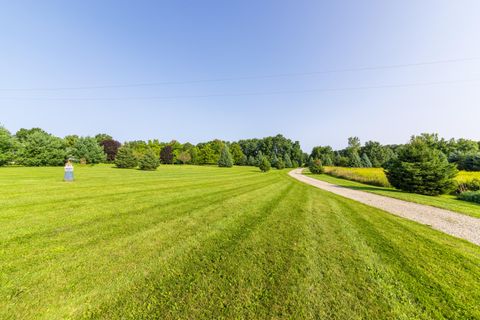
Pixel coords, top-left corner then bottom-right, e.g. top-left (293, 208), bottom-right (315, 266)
top-left (457, 191), bottom-right (480, 204)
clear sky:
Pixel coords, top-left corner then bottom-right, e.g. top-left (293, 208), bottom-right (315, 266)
top-left (1, 0), bottom-right (479, 152)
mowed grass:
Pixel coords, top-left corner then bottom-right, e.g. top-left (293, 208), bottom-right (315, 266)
top-left (1, 165), bottom-right (480, 319)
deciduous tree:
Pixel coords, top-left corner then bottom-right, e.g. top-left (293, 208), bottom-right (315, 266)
top-left (0, 126), bottom-right (16, 166)
top-left (177, 150), bottom-right (192, 164)
top-left (160, 145), bottom-right (174, 164)
top-left (100, 139), bottom-right (121, 162)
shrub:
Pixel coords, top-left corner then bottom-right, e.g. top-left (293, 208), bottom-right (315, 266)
top-left (139, 149), bottom-right (160, 170)
top-left (455, 178), bottom-right (480, 193)
top-left (115, 146), bottom-right (138, 168)
top-left (258, 156), bottom-right (271, 172)
top-left (247, 155), bottom-right (256, 166)
top-left (218, 145), bottom-right (233, 167)
top-left (385, 140), bottom-right (458, 195)
top-left (457, 191), bottom-right (480, 204)
top-left (309, 159), bottom-right (324, 174)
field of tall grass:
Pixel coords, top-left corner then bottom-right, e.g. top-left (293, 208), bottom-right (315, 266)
top-left (323, 167), bottom-right (391, 187)
top-left (456, 171), bottom-right (480, 183)
top-left (324, 166), bottom-right (480, 189)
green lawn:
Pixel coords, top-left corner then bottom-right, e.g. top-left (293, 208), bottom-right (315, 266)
top-left (305, 171), bottom-right (480, 219)
top-left (1, 165), bottom-right (479, 319)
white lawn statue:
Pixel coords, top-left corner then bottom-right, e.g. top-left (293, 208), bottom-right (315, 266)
top-left (64, 160), bottom-right (74, 182)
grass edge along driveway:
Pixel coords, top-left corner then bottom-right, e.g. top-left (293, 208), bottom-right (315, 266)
top-left (304, 170), bottom-right (480, 219)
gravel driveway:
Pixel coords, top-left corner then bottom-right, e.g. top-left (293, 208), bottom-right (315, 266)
top-left (289, 168), bottom-right (480, 246)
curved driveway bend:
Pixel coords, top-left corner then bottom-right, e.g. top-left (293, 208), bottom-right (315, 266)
top-left (289, 168), bottom-right (480, 246)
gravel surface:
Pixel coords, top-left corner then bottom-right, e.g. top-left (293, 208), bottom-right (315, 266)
top-left (289, 168), bottom-right (480, 246)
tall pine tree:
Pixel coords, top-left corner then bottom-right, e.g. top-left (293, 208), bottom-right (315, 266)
top-left (218, 145), bottom-right (233, 167)
top-left (361, 153), bottom-right (373, 168)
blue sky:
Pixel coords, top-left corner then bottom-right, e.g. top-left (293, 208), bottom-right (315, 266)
top-left (1, 0), bottom-right (479, 151)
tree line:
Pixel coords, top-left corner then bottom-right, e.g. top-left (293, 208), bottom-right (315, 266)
top-left (309, 133), bottom-right (480, 197)
top-left (309, 133), bottom-right (480, 172)
top-left (0, 126), bottom-right (306, 170)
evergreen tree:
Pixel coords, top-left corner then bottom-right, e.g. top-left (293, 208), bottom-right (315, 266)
top-left (271, 154), bottom-right (279, 168)
top-left (17, 130), bottom-right (66, 166)
top-left (361, 153), bottom-right (373, 168)
top-left (69, 136), bottom-right (106, 164)
top-left (218, 145), bottom-right (233, 167)
top-left (139, 149), bottom-right (160, 170)
top-left (284, 153), bottom-right (293, 168)
top-left (115, 145), bottom-right (138, 168)
top-left (348, 153), bottom-right (362, 167)
top-left (258, 156), bottom-right (271, 172)
top-left (255, 151), bottom-right (264, 166)
top-left (385, 139), bottom-right (458, 195)
top-left (240, 154), bottom-right (248, 166)
top-left (276, 159), bottom-right (285, 169)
